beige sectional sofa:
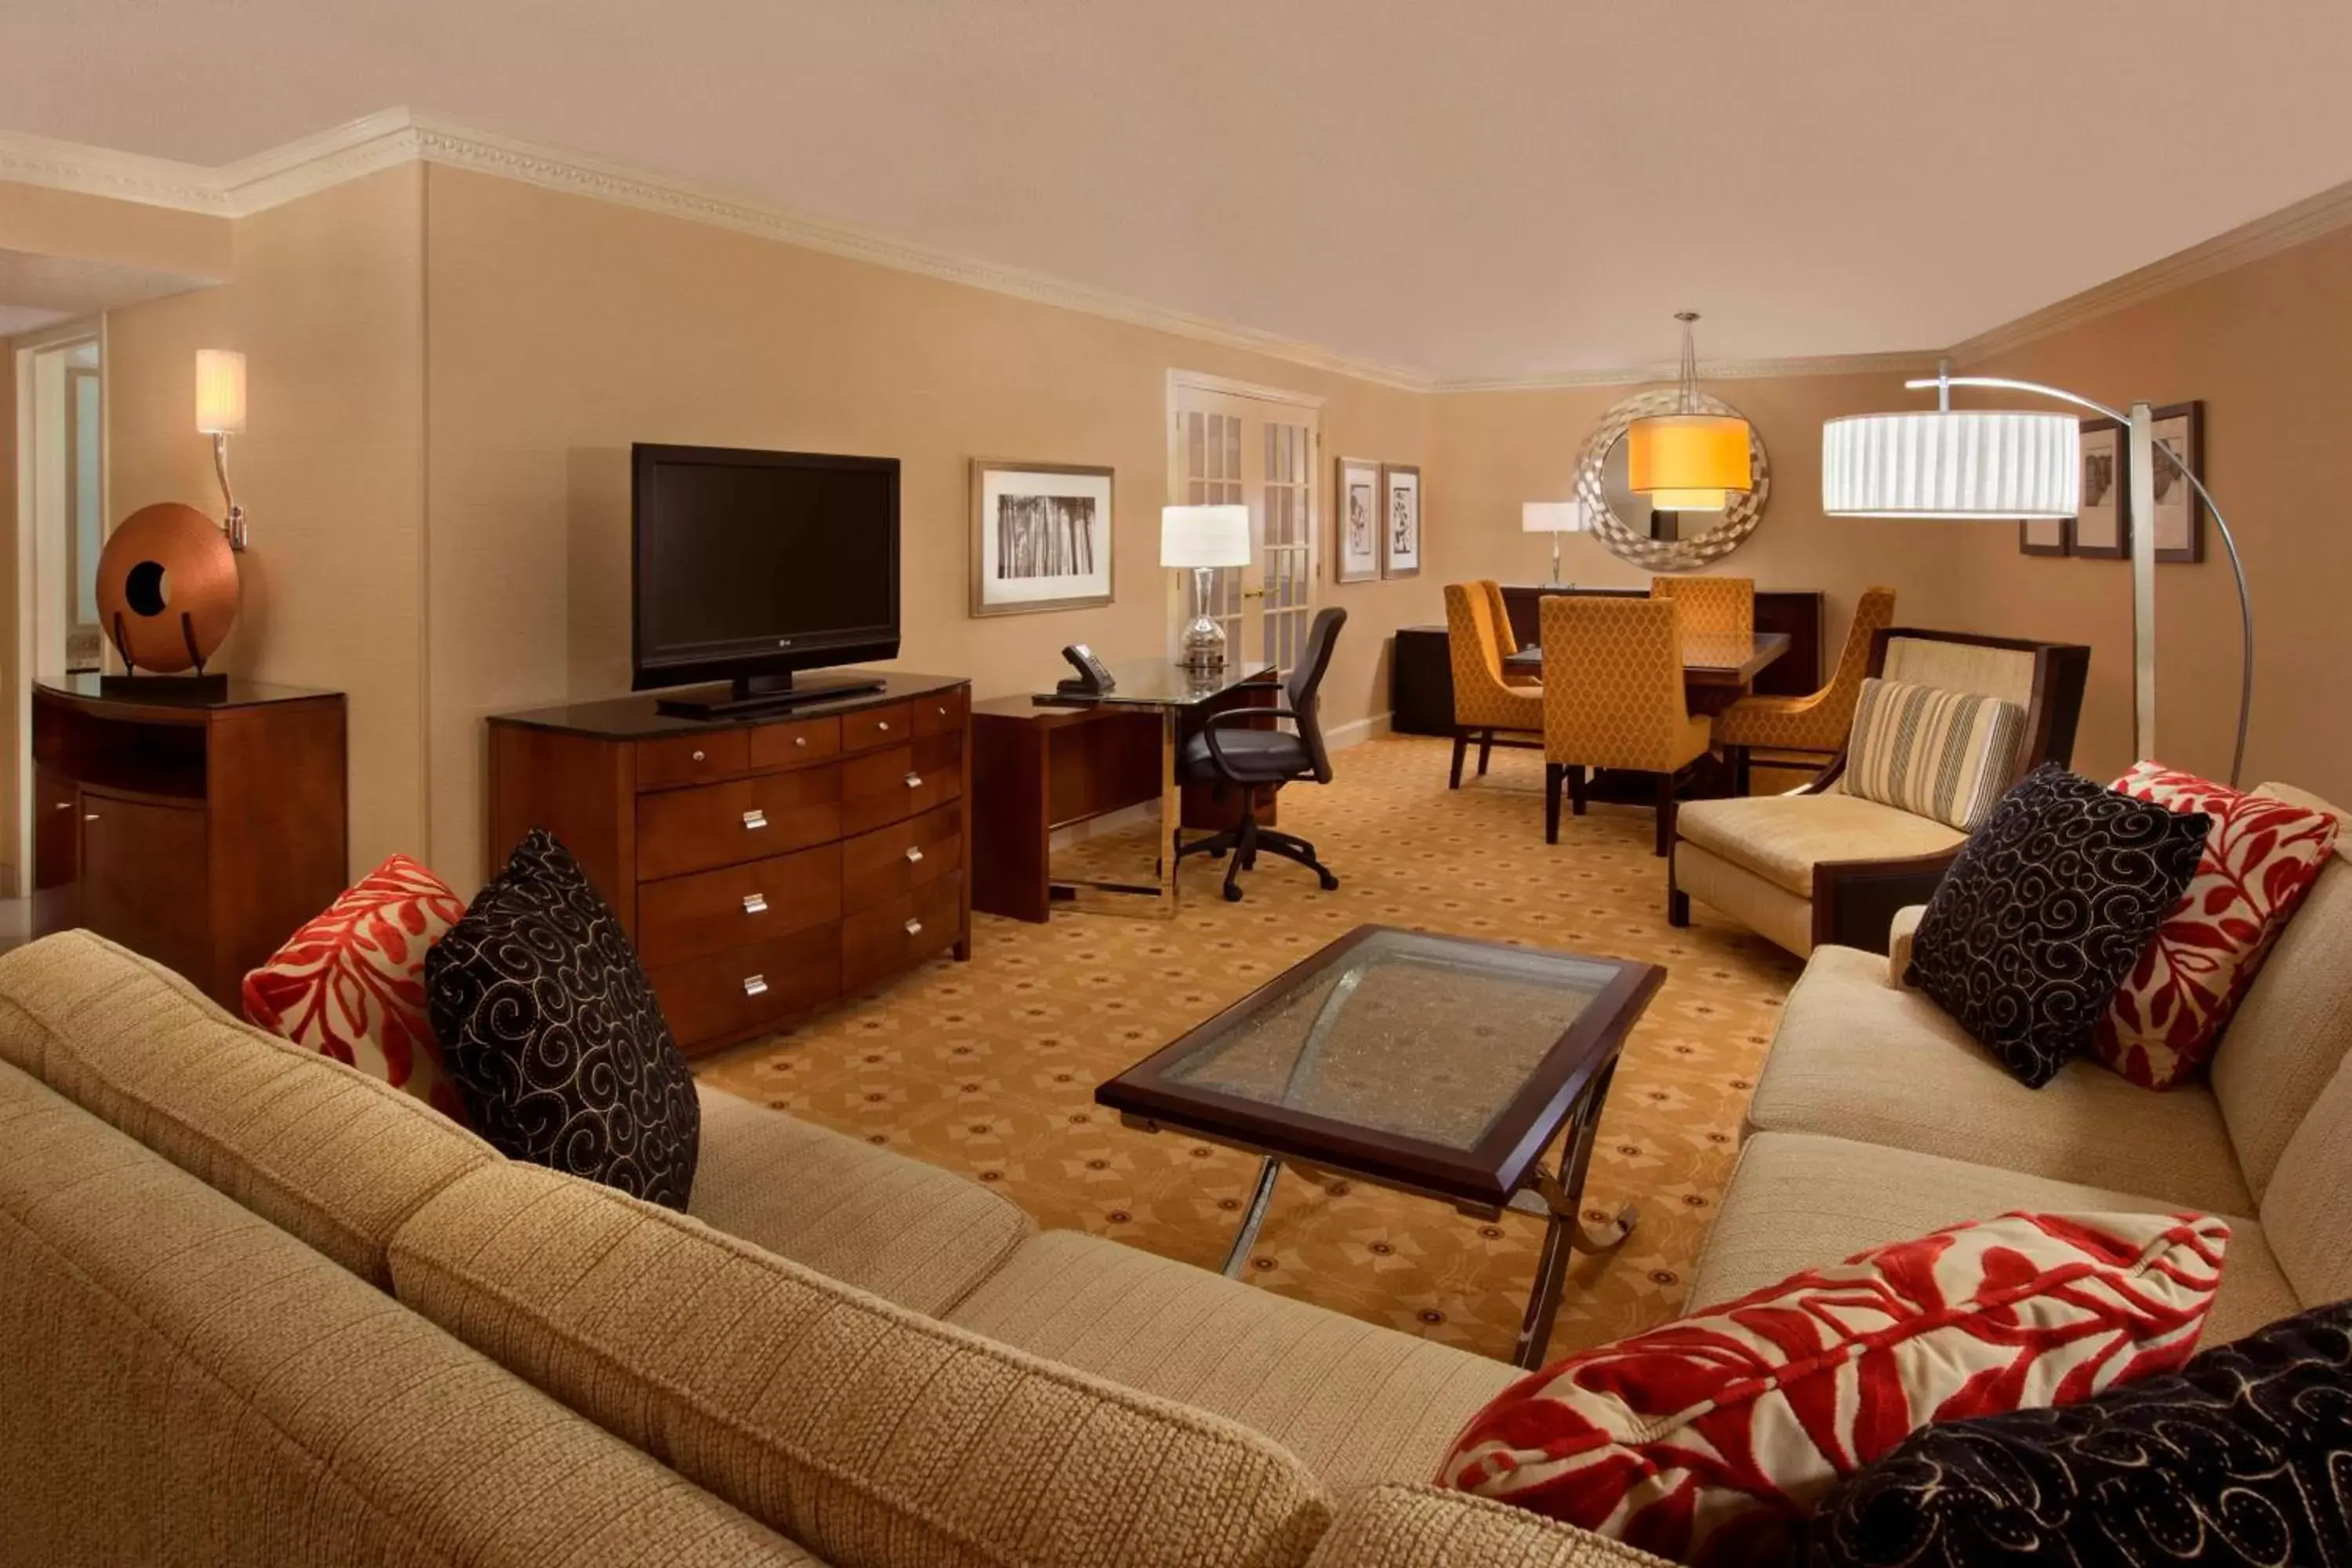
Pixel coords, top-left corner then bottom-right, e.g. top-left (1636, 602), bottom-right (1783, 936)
top-left (0, 929), bottom-right (1661, 1568)
top-left (1704, 780), bottom-right (2352, 1348)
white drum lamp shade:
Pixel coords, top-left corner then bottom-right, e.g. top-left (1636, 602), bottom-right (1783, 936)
top-left (194, 349), bottom-right (247, 435)
top-left (1822, 410), bottom-right (2079, 519)
top-left (1160, 504), bottom-right (1251, 567)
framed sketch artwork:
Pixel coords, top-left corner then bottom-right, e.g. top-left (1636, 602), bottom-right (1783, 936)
top-left (2019, 514), bottom-right (2071, 556)
top-left (2150, 400), bottom-right (2205, 563)
top-left (970, 459), bottom-right (1114, 617)
top-left (1334, 456), bottom-right (1381, 583)
top-left (2069, 418), bottom-right (2129, 559)
top-left (1381, 463), bottom-right (1421, 579)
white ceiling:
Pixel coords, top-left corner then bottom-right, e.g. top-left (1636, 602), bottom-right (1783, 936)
top-left (5, 0), bottom-right (2350, 381)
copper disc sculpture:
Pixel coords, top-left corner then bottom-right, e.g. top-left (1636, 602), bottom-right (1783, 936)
top-left (95, 502), bottom-right (241, 675)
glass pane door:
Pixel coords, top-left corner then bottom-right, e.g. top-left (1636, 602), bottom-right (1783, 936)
top-left (1170, 382), bottom-right (1321, 674)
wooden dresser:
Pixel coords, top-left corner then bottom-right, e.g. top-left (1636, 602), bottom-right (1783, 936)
top-left (486, 673), bottom-right (971, 1057)
top-left (32, 674), bottom-right (349, 1011)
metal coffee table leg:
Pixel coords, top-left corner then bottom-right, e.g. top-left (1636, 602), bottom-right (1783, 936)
top-left (1512, 1061), bottom-right (1636, 1369)
top-left (1223, 1156), bottom-right (1283, 1278)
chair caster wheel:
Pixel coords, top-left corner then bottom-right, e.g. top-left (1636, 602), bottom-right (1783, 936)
top-left (1318, 872), bottom-right (1340, 891)
top-left (1223, 884), bottom-right (1243, 902)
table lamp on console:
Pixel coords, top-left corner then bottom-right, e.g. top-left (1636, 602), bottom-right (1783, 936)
top-left (1522, 500), bottom-right (1589, 587)
top-left (1162, 503), bottom-right (1251, 672)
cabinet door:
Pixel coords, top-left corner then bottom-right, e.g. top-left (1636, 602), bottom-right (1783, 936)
top-left (31, 765), bottom-right (80, 935)
top-left (80, 791), bottom-right (212, 987)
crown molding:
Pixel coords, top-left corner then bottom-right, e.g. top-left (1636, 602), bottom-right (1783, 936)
top-left (0, 127), bottom-right (230, 213)
top-left (1432, 348), bottom-right (1943, 394)
top-left (1950, 174), bottom-right (2352, 364)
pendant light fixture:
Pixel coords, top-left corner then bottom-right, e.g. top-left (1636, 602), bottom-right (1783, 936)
top-left (1628, 311), bottom-right (1751, 511)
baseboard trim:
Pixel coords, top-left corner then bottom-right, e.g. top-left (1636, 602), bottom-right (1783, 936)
top-left (1327, 712), bottom-right (1393, 753)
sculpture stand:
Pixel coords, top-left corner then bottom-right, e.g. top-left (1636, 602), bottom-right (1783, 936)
top-left (100, 609), bottom-right (228, 698)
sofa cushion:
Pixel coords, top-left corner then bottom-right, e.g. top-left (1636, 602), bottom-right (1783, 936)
top-left (0, 1058), bottom-right (808, 1568)
top-left (2089, 765), bottom-right (2339, 1090)
top-left (946, 1229), bottom-right (1516, 1491)
top-left (2210, 783), bottom-right (2352, 1200)
top-left (1672, 840), bottom-right (1820, 956)
top-left (1750, 945), bottom-right (2252, 1214)
top-left (1690, 1132), bottom-right (2299, 1348)
top-left (1806, 1299), bottom-right (2352, 1568)
top-left (0, 931), bottom-right (495, 1288)
top-left (241, 851), bottom-right (476, 1125)
top-left (689, 1084), bottom-right (1031, 1316)
top-left (1907, 764), bottom-right (2208, 1089)
top-left (1304, 1484), bottom-right (1671, 1567)
top-left (1676, 793), bottom-right (1966, 900)
top-left (2258, 1047), bottom-right (2352, 1311)
top-left (429, 828), bottom-right (701, 1210)
top-left (1444, 1210), bottom-right (2227, 1566)
top-left (1842, 677), bottom-right (2026, 833)
top-left (388, 1160), bottom-right (1331, 1568)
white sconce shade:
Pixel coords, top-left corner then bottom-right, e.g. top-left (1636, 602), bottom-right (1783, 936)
top-left (194, 349), bottom-right (247, 435)
top-left (1160, 504), bottom-right (1250, 568)
top-left (1521, 501), bottom-right (1590, 534)
top-left (1822, 409), bottom-right (2079, 519)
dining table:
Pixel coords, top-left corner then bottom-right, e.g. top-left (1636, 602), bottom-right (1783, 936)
top-left (1504, 629), bottom-right (1791, 688)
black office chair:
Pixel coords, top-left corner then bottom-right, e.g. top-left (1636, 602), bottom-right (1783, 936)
top-left (1174, 608), bottom-right (1346, 903)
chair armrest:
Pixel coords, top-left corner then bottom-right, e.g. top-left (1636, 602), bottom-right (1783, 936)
top-left (1886, 905), bottom-right (1927, 986)
top-left (1196, 707), bottom-right (1300, 776)
top-left (1809, 850), bottom-right (1958, 954)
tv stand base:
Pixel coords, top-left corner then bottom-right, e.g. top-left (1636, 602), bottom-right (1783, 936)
top-left (654, 671), bottom-right (887, 720)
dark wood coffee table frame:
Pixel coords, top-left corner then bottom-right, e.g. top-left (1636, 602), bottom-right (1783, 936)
top-left (1097, 924), bottom-right (1664, 1367)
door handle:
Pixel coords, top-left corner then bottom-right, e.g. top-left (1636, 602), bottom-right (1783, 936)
top-left (53, 801), bottom-right (71, 811)
top-left (1242, 587), bottom-right (1269, 600)
top-left (742, 892), bottom-right (768, 914)
top-left (903, 918), bottom-right (923, 937)
top-left (904, 846), bottom-right (924, 864)
top-left (904, 772), bottom-right (923, 789)
top-left (83, 812), bottom-right (99, 822)
top-left (742, 809), bottom-right (768, 830)
top-left (742, 974), bottom-right (769, 997)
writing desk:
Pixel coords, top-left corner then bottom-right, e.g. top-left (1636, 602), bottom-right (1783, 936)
top-left (971, 659), bottom-right (1277, 921)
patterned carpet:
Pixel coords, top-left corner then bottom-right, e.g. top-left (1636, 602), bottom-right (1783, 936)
top-left (699, 733), bottom-right (1802, 1362)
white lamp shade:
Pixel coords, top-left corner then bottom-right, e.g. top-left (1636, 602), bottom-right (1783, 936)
top-left (1823, 410), bottom-right (2080, 519)
top-left (1521, 500), bottom-right (1589, 534)
top-left (194, 349), bottom-right (247, 435)
top-left (1161, 503), bottom-right (1250, 568)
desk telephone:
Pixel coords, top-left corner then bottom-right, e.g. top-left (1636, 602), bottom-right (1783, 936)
top-left (1058, 644), bottom-right (1116, 695)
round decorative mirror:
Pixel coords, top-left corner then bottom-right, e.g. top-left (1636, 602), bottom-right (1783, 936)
top-left (1573, 388), bottom-right (1770, 571)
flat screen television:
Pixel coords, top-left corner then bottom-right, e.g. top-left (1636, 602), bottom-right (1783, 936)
top-left (631, 443), bottom-right (900, 717)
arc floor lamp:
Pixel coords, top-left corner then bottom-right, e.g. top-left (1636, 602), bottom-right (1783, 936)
top-left (1823, 362), bottom-right (2253, 786)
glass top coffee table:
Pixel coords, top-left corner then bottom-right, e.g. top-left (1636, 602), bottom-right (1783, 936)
top-left (1097, 924), bottom-right (1664, 1367)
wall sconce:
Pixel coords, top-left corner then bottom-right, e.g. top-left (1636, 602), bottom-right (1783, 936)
top-left (195, 348), bottom-right (249, 551)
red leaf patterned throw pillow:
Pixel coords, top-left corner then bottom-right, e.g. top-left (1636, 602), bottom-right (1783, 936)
top-left (243, 854), bottom-right (474, 1126)
top-left (2092, 764), bottom-right (2339, 1089)
top-left (1439, 1210), bottom-right (2227, 1566)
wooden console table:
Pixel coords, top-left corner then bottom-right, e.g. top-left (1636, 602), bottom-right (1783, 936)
top-left (487, 672), bottom-right (971, 1057)
top-left (32, 675), bottom-right (348, 1010)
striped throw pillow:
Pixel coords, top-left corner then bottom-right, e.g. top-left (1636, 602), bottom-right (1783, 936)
top-left (1845, 677), bottom-right (2027, 831)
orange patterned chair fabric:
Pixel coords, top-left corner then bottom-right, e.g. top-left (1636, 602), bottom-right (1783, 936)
top-left (1540, 597), bottom-right (1713, 776)
top-left (1445, 583), bottom-right (1544, 733)
top-left (1715, 586), bottom-right (1897, 755)
top-left (1649, 575), bottom-right (1755, 640)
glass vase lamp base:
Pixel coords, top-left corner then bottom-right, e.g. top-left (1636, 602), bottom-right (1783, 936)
top-left (1178, 564), bottom-right (1227, 671)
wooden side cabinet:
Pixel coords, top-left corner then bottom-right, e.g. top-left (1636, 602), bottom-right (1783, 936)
top-left (31, 676), bottom-right (349, 1011)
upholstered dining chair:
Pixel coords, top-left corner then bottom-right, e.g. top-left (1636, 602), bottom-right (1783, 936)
top-left (1649, 575), bottom-right (1755, 639)
top-left (1482, 580), bottom-right (1540, 688)
top-left (1540, 596), bottom-right (1715, 855)
top-left (1444, 582), bottom-right (1545, 788)
top-left (1715, 586), bottom-right (1897, 793)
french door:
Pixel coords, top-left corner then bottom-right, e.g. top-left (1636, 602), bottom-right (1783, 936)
top-left (1167, 373), bottom-right (1323, 674)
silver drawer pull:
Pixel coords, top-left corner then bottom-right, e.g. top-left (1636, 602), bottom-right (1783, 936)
top-left (794, 735), bottom-right (808, 748)
top-left (691, 749), bottom-right (706, 763)
top-left (742, 974), bottom-right (769, 997)
top-left (742, 809), bottom-right (768, 830)
top-left (937, 705), bottom-right (949, 717)
top-left (903, 918), bottom-right (924, 937)
top-left (53, 800), bottom-right (72, 811)
top-left (877, 720), bottom-right (891, 732)
top-left (904, 846), bottom-right (924, 864)
top-left (83, 812), bottom-right (100, 822)
top-left (904, 771), bottom-right (923, 789)
top-left (742, 892), bottom-right (768, 914)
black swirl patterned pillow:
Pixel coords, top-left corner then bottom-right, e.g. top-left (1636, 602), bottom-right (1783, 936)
top-left (1907, 763), bottom-right (2208, 1088)
top-left (1806, 1299), bottom-right (2352, 1566)
top-left (427, 828), bottom-right (700, 1209)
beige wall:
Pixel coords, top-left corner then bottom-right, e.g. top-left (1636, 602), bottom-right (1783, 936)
top-left (103, 166), bottom-right (427, 877)
top-left (421, 165), bottom-right (1436, 886)
top-left (0, 180), bottom-right (233, 281)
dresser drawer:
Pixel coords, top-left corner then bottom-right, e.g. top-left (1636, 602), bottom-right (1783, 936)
top-left (840, 802), bottom-right (963, 915)
top-left (636, 729), bottom-right (750, 792)
top-left (647, 924), bottom-right (839, 1051)
top-left (840, 702), bottom-right (913, 754)
top-left (747, 714), bottom-right (840, 772)
top-left (842, 874), bottom-right (962, 994)
top-left (636, 845), bottom-right (840, 970)
top-left (635, 766), bottom-right (842, 881)
top-left (912, 688), bottom-right (966, 738)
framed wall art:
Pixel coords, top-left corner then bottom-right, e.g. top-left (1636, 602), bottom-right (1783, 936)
top-left (2019, 515), bottom-right (2071, 557)
top-left (2150, 400), bottom-right (2205, 563)
top-left (970, 459), bottom-right (1114, 617)
top-left (1334, 455), bottom-right (1381, 583)
top-left (2069, 418), bottom-right (2129, 559)
top-left (1380, 462), bottom-right (1421, 579)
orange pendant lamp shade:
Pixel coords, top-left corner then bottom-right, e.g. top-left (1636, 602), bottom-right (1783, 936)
top-left (1628, 312), bottom-right (1751, 510)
